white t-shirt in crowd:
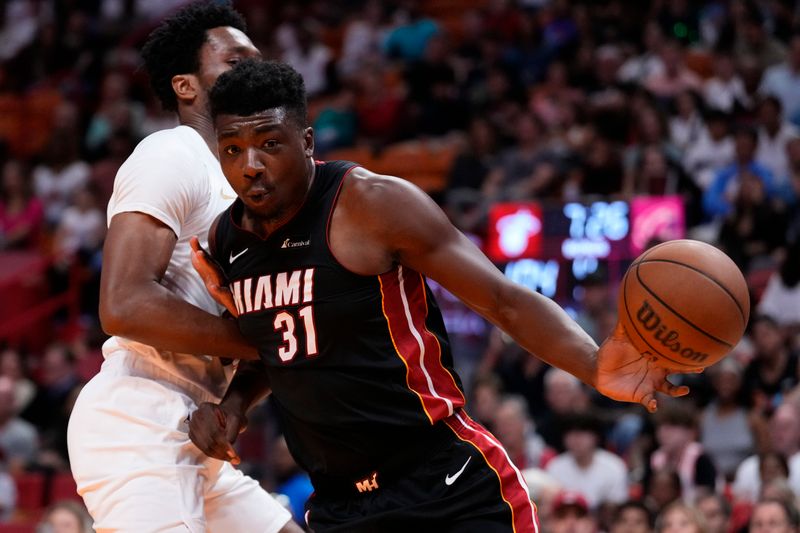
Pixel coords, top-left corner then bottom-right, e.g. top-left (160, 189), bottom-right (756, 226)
top-left (104, 125), bottom-right (238, 401)
top-left (732, 452), bottom-right (800, 502)
top-left (545, 449), bottom-right (629, 509)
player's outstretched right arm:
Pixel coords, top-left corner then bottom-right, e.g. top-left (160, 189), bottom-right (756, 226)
top-left (99, 212), bottom-right (258, 359)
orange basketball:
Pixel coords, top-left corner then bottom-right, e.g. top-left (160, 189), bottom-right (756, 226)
top-left (618, 239), bottom-right (750, 371)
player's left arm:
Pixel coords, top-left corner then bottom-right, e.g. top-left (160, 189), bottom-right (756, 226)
top-left (340, 169), bottom-right (689, 410)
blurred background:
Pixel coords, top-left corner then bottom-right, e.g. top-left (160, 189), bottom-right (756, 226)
top-left (0, 0), bottom-right (799, 531)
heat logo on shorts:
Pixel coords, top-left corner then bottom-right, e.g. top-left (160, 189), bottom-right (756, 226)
top-left (635, 300), bottom-right (708, 363)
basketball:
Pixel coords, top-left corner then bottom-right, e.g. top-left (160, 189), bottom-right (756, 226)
top-left (618, 240), bottom-right (750, 371)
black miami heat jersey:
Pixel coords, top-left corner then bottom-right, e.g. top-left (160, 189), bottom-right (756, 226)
top-left (213, 160), bottom-right (466, 479)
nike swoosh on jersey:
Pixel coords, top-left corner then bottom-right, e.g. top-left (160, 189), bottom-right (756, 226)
top-left (220, 187), bottom-right (237, 200)
top-left (229, 248), bottom-right (249, 264)
top-left (445, 456), bottom-right (471, 486)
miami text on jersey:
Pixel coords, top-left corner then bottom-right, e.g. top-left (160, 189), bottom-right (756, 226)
top-left (230, 268), bottom-right (315, 316)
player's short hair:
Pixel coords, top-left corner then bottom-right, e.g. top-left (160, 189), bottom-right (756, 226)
top-left (209, 59), bottom-right (308, 128)
top-left (140, 0), bottom-right (247, 112)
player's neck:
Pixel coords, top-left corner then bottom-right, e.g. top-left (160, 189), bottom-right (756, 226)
top-left (179, 108), bottom-right (219, 159)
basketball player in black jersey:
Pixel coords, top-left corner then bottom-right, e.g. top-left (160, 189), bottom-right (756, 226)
top-left (187, 59), bottom-right (696, 532)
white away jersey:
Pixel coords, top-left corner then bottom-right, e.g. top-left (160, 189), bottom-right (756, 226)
top-left (104, 125), bottom-right (237, 400)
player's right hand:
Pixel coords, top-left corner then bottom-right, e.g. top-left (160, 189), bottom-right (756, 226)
top-left (189, 236), bottom-right (239, 317)
top-left (188, 402), bottom-right (247, 465)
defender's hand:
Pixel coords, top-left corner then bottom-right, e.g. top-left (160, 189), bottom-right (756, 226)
top-left (595, 323), bottom-right (697, 413)
top-left (189, 236), bottom-right (238, 317)
top-left (188, 402), bottom-right (247, 465)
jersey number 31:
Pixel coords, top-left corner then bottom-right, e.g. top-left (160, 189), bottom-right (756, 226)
top-left (273, 306), bottom-right (317, 362)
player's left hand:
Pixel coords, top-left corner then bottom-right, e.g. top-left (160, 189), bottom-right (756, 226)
top-left (189, 236), bottom-right (238, 317)
top-left (188, 402), bottom-right (246, 465)
top-left (594, 322), bottom-right (697, 413)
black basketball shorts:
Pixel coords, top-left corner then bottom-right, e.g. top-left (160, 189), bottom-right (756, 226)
top-left (304, 410), bottom-right (540, 533)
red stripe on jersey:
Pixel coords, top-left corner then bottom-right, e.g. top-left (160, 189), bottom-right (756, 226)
top-left (403, 270), bottom-right (466, 408)
top-left (444, 411), bottom-right (539, 533)
top-left (378, 266), bottom-right (464, 423)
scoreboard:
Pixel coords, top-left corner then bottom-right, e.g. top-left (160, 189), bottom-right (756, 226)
top-left (485, 196), bottom-right (686, 303)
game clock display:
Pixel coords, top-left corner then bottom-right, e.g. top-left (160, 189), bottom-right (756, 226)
top-left (485, 196), bottom-right (686, 303)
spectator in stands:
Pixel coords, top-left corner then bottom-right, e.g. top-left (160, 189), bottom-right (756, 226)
top-left (0, 158), bottom-right (43, 250)
top-left (650, 404), bottom-right (718, 503)
top-left (493, 394), bottom-right (551, 470)
top-left (354, 66), bottom-right (407, 146)
top-left (618, 21), bottom-right (666, 85)
top-left (733, 402), bottom-right (800, 502)
top-left (382, 0), bottom-right (440, 62)
top-left (704, 125), bottom-right (776, 219)
top-left (469, 372), bottom-right (503, 432)
top-left (550, 490), bottom-right (598, 533)
top-left (52, 185), bottom-right (105, 266)
top-left (482, 111), bottom-right (560, 201)
top-left (338, 0), bottom-right (389, 80)
top-left (756, 96), bottom-right (800, 192)
top-left (760, 479), bottom-right (796, 513)
top-left (759, 33), bottom-right (800, 128)
top-left (405, 34), bottom-right (467, 136)
top-left (700, 358), bottom-right (761, 481)
top-left (281, 20), bottom-right (332, 98)
top-left (32, 102), bottom-right (90, 227)
top-left (631, 144), bottom-right (682, 196)
top-left (0, 348), bottom-right (35, 413)
top-left (623, 105), bottom-right (681, 193)
top-left (682, 110), bottom-right (735, 192)
top-left (654, 501), bottom-right (708, 533)
top-left (312, 88), bottom-right (357, 155)
top-left (734, 9), bottom-right (787, 70)
top-left (36, 500), bottom-right (93, 533)
top-left (546, 412), bottom-right (628, 510)
top-left (749, 498), bottom-right (800, 533)
top-left (84, 70), bottom-right (143, 158)
top-left (0, 376), bottom-right (37, 474)
top-left (529, 61), bottom-right (584, 131)
top-left (535, 368), bottom-right (589, 449)
top-left (611, 501), bottom-right (655, 533)
top-left (573, 269), bottom-right (614, 345)
top-left (446, 116), bottom-right (499, 194)
top-left (88, 127), bottom-right (136, 208)
top-left (644, 39), bottom-right (702, 101)
top-left (758, 452), bottom-right (791, 500)
top-left (718, 157), bottom-right (789, 271)
top-left (695, 493), bottom-right (731, 533)
top-left (669, 90), bottom-right (705, 153)
top-left (21, 343), bottom-right (82, 470)
top-left (741, 315), bottom-right (798, 410)
top-left (758, 238), bottom-right (800, 342)
top-left (704, 50), bottom-right (750, 114)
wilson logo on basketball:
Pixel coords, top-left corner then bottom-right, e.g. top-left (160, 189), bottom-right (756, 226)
top-left (636, 300), bottom-right (709, 363)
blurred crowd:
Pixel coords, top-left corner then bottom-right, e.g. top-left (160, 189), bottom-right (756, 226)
top-left (2, 0), bottom-right (800, 531)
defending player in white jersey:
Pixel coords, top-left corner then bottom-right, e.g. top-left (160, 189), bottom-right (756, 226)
top-left (66, 3), bottom-right (301, 532)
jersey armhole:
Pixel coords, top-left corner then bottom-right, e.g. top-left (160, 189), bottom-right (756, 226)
top-left (325, 164), bottom-right (377, 277)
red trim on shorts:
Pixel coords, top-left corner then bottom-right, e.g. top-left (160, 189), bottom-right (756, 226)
top-left (378, 266), bottom-right (465, 423)
top-left (444, 411), bottom-right (539, 533)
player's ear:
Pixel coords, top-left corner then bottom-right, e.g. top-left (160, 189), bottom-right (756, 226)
top-left (303, 127), bottom-right (314, 157)
top-left (172, 74), bottom-right (199, 106)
